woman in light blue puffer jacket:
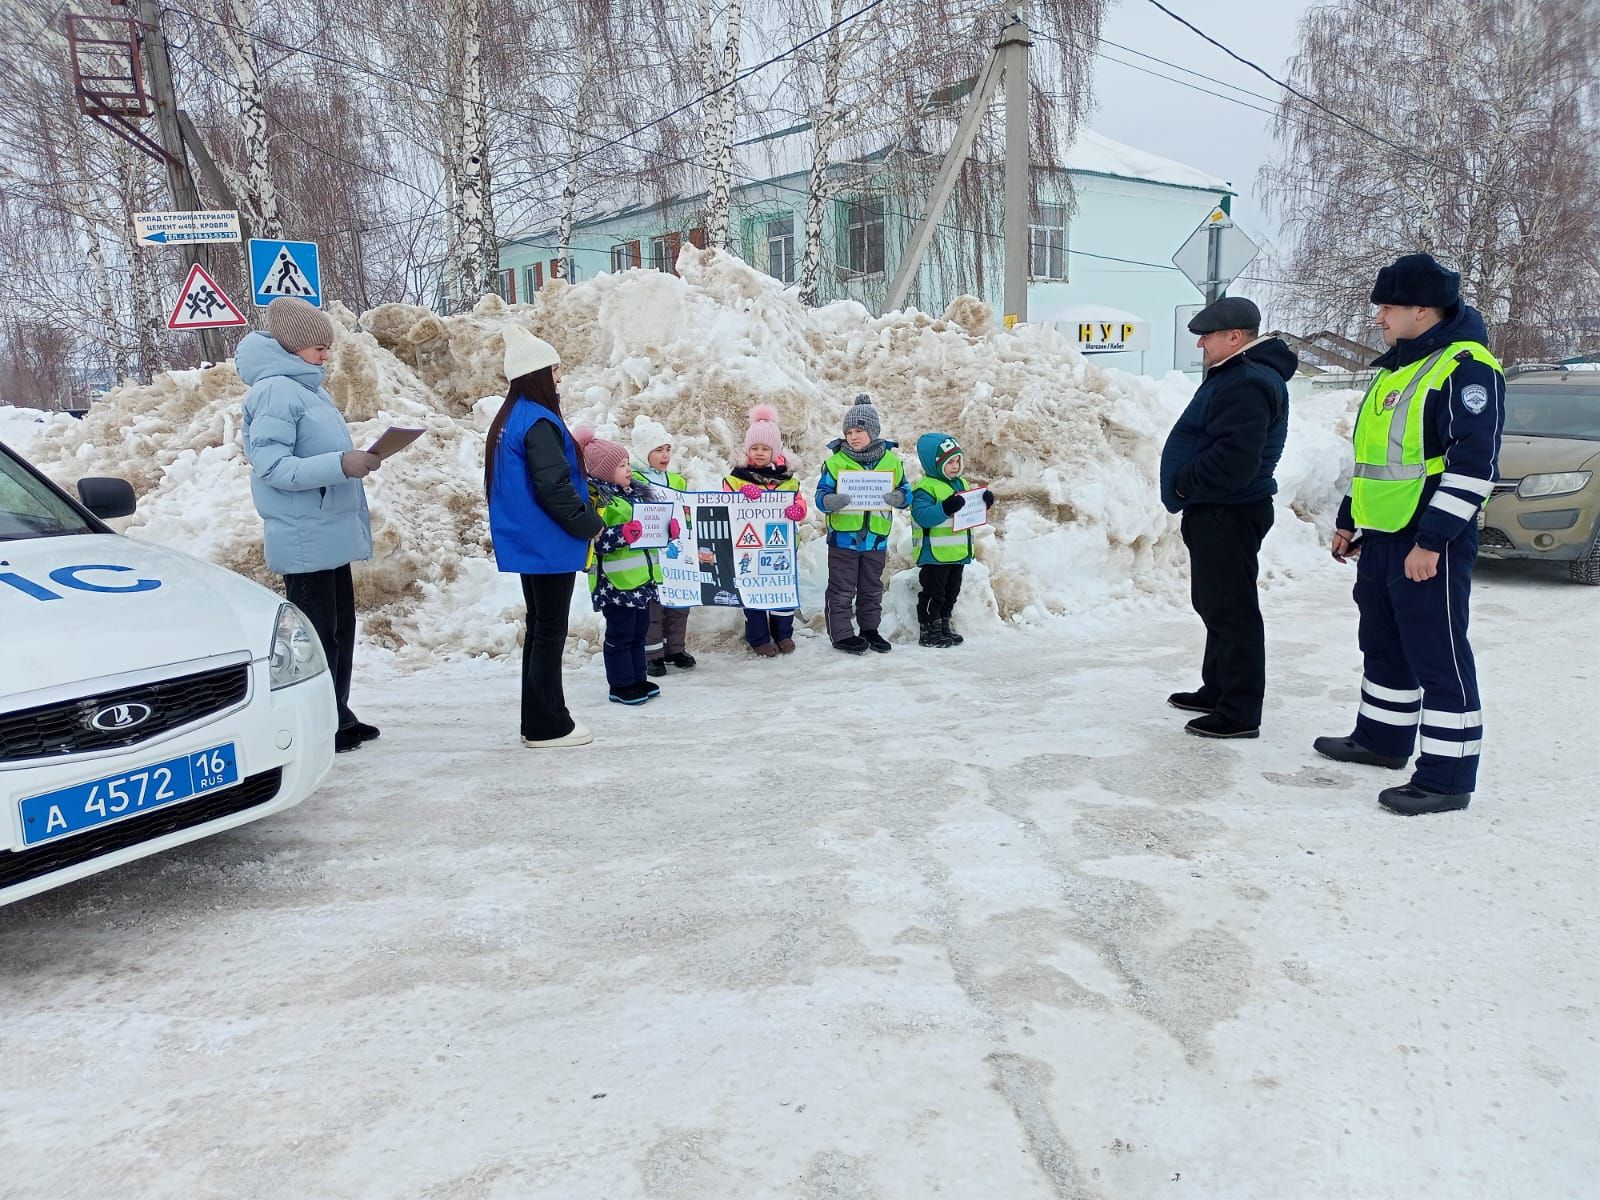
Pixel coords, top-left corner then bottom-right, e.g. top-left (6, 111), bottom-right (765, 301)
top-left (240, 297), bottom-right (380, 754)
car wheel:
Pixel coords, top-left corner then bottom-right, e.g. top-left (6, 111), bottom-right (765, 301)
top-left (1570, 530), bottom-right (1600, 586)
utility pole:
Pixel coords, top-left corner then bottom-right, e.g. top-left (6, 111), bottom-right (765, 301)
top-left (881, 0), bottom-right (1032, 324)
top-left (1000, 0), bottom-right (1030, 328)
top-left (136, 0), bottom-right (225, 362)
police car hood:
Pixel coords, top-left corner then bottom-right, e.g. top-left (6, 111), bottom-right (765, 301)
top-left (3, 534), bottom-right (281, 695)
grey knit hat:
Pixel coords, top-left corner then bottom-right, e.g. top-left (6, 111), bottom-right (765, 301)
top-left (843, 393), bottom-right (881, 439)
top-left (266, 296), bottom-right (335, 353)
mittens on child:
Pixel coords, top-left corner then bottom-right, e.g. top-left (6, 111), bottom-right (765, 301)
top-left (667, 517), bottom-right (682, 539)
top-left (620, 520), bottom-right (644, 544)
top-left (739, 483), bottom-right (763, 500)
top-left (784, 499), bottom-right (806, 521)
top-left (982, 489), bottom-right (995, 507)
top-left (820, 492), bottom-right (851, 512)
top-left (941, 494), bottom-right (966, 515)
top-left (884, 492), bottom-right (908, 509)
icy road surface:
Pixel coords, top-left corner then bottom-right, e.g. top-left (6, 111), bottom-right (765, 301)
top-left (2, 565), bottom-right (1595, 1200)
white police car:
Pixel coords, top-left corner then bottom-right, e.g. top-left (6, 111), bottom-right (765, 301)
top-left (0, 438), bottom-right (335, 907)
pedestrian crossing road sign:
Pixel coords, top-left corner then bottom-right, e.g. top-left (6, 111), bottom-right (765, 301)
top-left (167, 263), bottom-right (247, 330)
top-left (764, 523), bottom-right (789, 547)
top-left (249, 238), bottom-right (321, 307)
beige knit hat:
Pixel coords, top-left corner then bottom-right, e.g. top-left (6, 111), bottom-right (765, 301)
top-left (265, 296), bottom-right (335, 353)
top-left (503, 326), bottom-right (561, 380)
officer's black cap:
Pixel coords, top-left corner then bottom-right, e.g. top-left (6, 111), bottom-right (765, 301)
top-left (1369, 253), bottom-right (1461, 310)
top-left (1187, 296), bottom-right (1262, 335)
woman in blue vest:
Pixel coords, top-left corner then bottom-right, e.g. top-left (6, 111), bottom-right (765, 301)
top-left (485, 328), bottom-right (603, 748)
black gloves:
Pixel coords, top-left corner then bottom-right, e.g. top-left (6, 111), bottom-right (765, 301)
top-left (982, 489), bottom-right (995, 507)
top-left (941, 494), bottom-right (966, 515)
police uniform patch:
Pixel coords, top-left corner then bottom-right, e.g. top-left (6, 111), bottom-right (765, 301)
top-left (1461, 383), bottom-right (1489, 414)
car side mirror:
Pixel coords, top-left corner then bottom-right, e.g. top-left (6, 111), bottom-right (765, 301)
top-left (77, 476), bottom-right (137, 520)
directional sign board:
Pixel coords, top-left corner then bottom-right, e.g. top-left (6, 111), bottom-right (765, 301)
top-left (248, 238), bottom-right (321, 307)
top-left (167, 263), bottom-right (247, 330)
top-left (134, 210), bottom-right (241, 246)
top-left (1172, 207), bottom-right (1260, 299)
top-left (1174, 303), bottom-right (1207, 372)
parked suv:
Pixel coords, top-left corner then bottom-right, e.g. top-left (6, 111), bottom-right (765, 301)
top-left (1479, 367), bottom-right (1600, 584)
top-left (0, 438), bottom-right (336, 906)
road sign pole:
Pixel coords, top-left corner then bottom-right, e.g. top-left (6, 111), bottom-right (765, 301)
top-left (136, 0), bottom-right (224, 362)
top-left (1205, 223), bottom-right (1223, 304)
top-left (1001, 0), bottom-right (1031, 328)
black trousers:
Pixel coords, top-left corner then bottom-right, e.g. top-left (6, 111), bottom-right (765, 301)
top-left (283, 564), bottom-right (356, 729)
top-left (1180, 500), bottom-right (1275, 726)
top-left (916, 563), bottom-right (964, 625)
top-left (520, 572), bottom-right (578, 741)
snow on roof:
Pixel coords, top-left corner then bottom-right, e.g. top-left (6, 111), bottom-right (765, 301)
top-left (1063, 127), bottom-right (1231, 192)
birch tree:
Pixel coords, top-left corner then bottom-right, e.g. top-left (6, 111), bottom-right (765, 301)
top-left (204, 0), bottom-right (281, 239)
top-left (702, 0), bottom-right (744, 250)
top-left (1262, 0), bottom-right (1600, 360)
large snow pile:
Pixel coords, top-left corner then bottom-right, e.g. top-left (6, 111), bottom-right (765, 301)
top-left (12, 249), bottom-right (1357, 663)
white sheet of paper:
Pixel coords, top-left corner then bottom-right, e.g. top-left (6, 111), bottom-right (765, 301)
top-left (631, 501), bottom-right (674, 549)
top-left (951, 488), bottom-right (988, 531)
top-left (835, 469), bottom-right (894, 511)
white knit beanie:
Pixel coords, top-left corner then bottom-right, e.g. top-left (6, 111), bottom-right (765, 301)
top-left (503, 325), bottom-right (560, 381)
top-left (630, 416), bottom-right (672, 461)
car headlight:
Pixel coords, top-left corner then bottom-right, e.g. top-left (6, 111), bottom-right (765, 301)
top-left (1516, 471), bottom-right (1592, 499)
top-left (269, 603), bottom-right (328, 690)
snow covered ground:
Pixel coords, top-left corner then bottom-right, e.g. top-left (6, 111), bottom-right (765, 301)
top-left (2, 559), bottom-right (1595, 1200)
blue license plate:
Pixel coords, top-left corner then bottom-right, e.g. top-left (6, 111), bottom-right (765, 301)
top-left (19, 743), bottom-right (239, 846)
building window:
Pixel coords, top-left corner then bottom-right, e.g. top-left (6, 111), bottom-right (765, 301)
top-left (610, 241), bottom-right (641, 272)
top-left (839, 196), bottom-right (885, 277)
top-left (551, 256), bottom-right (574, 283)
top-left (651, 232), bottom-right (682, 274)
top-left (1029, 205), bottom-right (1068, 280)
top-left (499, 269), bottom-right (517, 303)
top-left (687, 227), bottom-right (707, 250)
top-left (763, 215), bottom-right (795, 283)
top-left (524, 264), bottom-right (541, 296)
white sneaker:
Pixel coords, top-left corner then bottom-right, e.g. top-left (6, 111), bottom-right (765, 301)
top-left (522, 721), bottom-right (593, 748)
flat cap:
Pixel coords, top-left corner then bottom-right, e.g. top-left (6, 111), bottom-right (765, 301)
top-left (1187, 295), bottom-right (1262, 335)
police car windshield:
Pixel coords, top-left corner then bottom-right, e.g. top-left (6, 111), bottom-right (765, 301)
top-left (0, 444), bottom-right (96, 540)
top-left (1503, 381), bottom-right (1600, 441)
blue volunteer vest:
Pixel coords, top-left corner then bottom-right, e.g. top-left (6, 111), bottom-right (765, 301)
top-left (488, 402), bottom-right (591, 574)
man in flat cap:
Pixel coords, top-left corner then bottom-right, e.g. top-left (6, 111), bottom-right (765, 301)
top-left (1313, 253), bottom-right (1504, 816)
top-left (1159, 296), bottom-right (1298, 739)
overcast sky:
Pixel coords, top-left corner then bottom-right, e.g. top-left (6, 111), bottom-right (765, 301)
top-left (1085, 0), bottom-right (1316, 280)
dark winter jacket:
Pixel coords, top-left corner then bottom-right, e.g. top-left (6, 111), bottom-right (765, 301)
top-left (1335, 305), bottom-right (1504, 550)
top-left (1159, 337), bottom-right (1297, 513)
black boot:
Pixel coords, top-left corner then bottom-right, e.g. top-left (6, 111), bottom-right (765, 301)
top-left (665, 651), bottom-right (697, 670)
top-left (1379, 783), bottom-right (1471, 815)
top-left (861, 629), bottom-right (892, 653)
top-left (1185, 712), bottom-right (1260, 739)
top-left (938, 618), bottom-right (963, 646)
top-left (645, 658), bottom-right (666, 678)
top-left (833, 635), bottom-right (869, 654)
top-left (1166, 691), bottom-right (1216, 714)
top-left (919, 622), bottom-right (951, 647)
top-left (1313, 736), bottom-right (1407, 770)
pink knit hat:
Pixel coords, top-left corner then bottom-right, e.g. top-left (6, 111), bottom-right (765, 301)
top-left (572, 427), bottom-right (630, 479)
top-left (743, 404), bottom-right (783, 457)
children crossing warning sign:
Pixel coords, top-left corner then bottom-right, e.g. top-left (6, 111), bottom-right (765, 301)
top-left (735, 522), bottom-right (763, 548)
top-left (248, 238), bottom-right (321, 306)
top-left (166, 263), bottom-right (247, 330)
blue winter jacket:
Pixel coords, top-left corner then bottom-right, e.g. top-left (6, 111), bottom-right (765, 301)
top-left (1335, 305), bottom-right (1504, 550)
top-left (910, 432), bottom-right (976, 566)
top-left (239, 331), bottom-right (373, 575)
top-left (1159, 337), bottom-right (1297, 513)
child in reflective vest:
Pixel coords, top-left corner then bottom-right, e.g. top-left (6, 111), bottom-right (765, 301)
top-left (630, 417), bottom-right (695, 678)
top-left (815, 394), bottom-right (909, 654)
top-left (576, 428), bottom-right (676, 705)
top-left (724, 404), bottom-right (807, 656)
top-left (910, 432), bottom-right (994, 648)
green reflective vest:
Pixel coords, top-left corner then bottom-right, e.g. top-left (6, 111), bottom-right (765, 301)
top-left (633, 468), bottom-right (687, 494)
top-left (912, 476), bottom-right (973, 564)
top-left (588, 492), bottom-right (663, 594)
top-left (1349, 340), bottom-right (1501, 531)
top-left (724, 473), bottom-right (799, 494)
top-left (823, 448), bottom-right (904, 537)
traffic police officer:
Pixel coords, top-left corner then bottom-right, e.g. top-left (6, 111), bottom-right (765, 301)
top-left (1314, 254), bottom-right (1504, 815)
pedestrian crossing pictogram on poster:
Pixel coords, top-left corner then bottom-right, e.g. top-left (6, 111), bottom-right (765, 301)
top-left (166, 263), bottom-right (247, 330)
top-left (248, 238), bottom-right (321, 307)
top-left (735, 522), bottom-right (764, 548)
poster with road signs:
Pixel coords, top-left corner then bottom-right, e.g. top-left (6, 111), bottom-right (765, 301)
top-left (248, 238), bottom-right (321, 306)
top-left (663, 493), bottom-right (799, 610)
top-left (167, 263), bottom-right (247, 330)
